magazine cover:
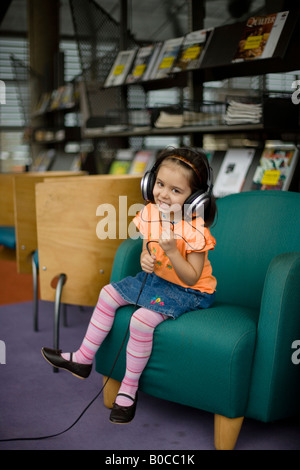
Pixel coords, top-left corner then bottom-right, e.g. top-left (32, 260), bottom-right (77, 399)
top-left (172, 28), bottom-right (213, 72)
top-left (109, 149), bottom-right (134, 175)
top-left (149, 37), bottom-right (184, 80)
top-left (213, 148), bottom-right (255, 197)
top-left (104, 49), bottom-right (137, 87)
top-left (129, 150), bottom-right (156, 174)
top-left (33, 92), bottom-right (52, 116)
top-left (125, 43), bottom-right (162, 83)
top-left (232, 11), bottom-right (289, 62)
top-left (252, 143), bottom-right (299, 190)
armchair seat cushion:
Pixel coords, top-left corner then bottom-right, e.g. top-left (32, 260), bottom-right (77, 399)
top-left (96, 301), bottom-right (258, 419)
top-left (0, 226), bottom-right (16, 250)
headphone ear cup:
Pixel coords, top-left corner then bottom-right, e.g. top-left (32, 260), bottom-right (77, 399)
top-left (184, 190), bottom-right (210, 218)
top-left (141, 171), bottom-right (156, 202)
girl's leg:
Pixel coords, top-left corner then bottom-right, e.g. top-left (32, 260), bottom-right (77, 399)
top-left (115, 307), bottom-right (168, 406)
top-left (62, 284), bottom-right (129, 364)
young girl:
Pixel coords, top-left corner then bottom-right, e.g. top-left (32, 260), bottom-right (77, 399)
top-left (42, 147), bottom-right (217, 424)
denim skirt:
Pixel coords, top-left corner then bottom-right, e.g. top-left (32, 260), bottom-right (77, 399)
top-left (112, 272), bottom-right (215, 319)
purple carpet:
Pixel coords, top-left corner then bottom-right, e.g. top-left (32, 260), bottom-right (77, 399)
top-left (0, 300), bottom-right (299, 451)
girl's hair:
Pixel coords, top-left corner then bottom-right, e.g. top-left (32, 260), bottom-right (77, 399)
top-left (155, 147), bottom-right (217, 227)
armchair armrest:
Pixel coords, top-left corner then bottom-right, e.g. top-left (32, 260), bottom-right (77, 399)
top-left (246, 252), bottom-right (300, 422)
top-left (110, 237), bottom-right (143, 283)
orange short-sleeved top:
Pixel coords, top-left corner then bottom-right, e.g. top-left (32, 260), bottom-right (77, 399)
top-left (133, 203), bottom-right (217, 294)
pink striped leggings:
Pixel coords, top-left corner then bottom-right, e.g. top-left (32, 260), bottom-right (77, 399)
top-left (68, 284), bottom-right (168, 406)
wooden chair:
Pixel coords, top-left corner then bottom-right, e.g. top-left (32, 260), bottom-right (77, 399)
top-left (35, 174), bottom-right (143, 362)
top-left (13, 171), bottom-right (85, 330)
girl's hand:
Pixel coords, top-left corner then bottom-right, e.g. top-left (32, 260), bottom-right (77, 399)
top-left (140, 249), bottom-right (156, 273)
top-left (158, 229), bottom-right (177, 255)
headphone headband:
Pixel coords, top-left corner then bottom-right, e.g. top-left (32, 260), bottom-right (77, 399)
top-left (163, 155), bottom-right (202, 183)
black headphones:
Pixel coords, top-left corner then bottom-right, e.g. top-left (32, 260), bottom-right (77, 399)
top-left (141, 148), bottom-right (213, 218)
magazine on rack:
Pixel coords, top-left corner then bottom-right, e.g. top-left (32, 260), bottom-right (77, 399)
top-left (172, 28), bottom-right (213, 73)
top-left (129, 150), bottom-right (156, 174)
top-left (232, 11), bottom-right (289, 62)
top-left (109, 149), bottom-right (134, 174)
top-left (104, 49), bottom-right (137, 87)
top-left (213, 148), bottom-right (255, 197)
top-left (252, 142), bottom-right (299, 190)
top-left (126, 43), bottom-right (163, 83)
top-left (149, 37), bottom-right (184, 80)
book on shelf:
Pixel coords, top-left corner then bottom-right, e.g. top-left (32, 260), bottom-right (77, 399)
top-left (104, 49), bottom-right (137, 87)
top-left (51, 84), bottom-right (77, 110)
top-left (252, 142), bottom-right (299, 191)
top-left (172, 28), bottom-right (213, 73)
top-left (125, 43), bottom-right (163, 83)
top-left (59, 83), bottom-right (76, 109)
top-left (31, 149), bottom-right (56, 171)
top-left (50, 87), bottom-right (65, 111)
top-left (232, 11), bottom-right (289, 62)
top-left (33, 84), bottom-right (77, 115)
top-left (129, 150), bottom-right (156, 175)
top-left (149, 37), bottom-right (184, 80)
top-left (33, 92), bottom-right (52, 115)
top-left (109, 149), bottom-right (134, 175)
top-left (154, 110), bottom-right (184, 128)
top-left (213, 148), bottom-right (255, 197)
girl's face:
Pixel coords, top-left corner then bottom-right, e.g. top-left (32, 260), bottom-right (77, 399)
top-left (153, 160), bottom-right (192, 217)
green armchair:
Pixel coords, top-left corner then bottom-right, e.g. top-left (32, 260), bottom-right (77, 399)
top-left (95, 191), bottom-right (300, 450)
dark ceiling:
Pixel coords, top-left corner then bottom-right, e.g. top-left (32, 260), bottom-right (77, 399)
top-left (1, 0), bottom-right (294, 42)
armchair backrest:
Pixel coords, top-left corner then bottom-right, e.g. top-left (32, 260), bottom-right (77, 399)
top-left (209, 191), bottom-right (300, 310)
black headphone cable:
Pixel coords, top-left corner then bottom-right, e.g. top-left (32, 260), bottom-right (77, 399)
top-left (0, 269), bottom-right (150, 443)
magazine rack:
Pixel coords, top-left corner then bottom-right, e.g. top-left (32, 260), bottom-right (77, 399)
top-left (69, 0), bottom-right (146, 131)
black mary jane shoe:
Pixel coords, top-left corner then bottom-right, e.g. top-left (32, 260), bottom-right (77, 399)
top-left (109, 393), bottom-right (138, 424)
top-left (41, 347), bottom-right (92, 379)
